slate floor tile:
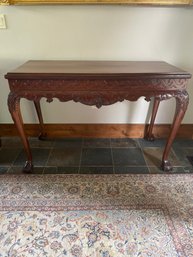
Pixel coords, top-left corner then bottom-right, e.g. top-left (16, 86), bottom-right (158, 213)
top-left (2, 136), bottom-right (193, 175)
top-left (53, 138), bottom-right (83, 148)
top-left (0, 137), bottom-right (23, 148)
top-left (172, 139), bottom-right (193, 148)
top-left (8, 166), bottom-right (44, 174)
top-left (138, 138), bottom-right (166, 148)
top-left (81, 148), bottom-right (112, 166)
top-left (112, 148), bottom-right (146, 166)
top-left (183, 166), bottom-right (193, 173)
top-left (80, 166), bottom-right (114, 174)
top-left (14, 148), bottom-right (50, 166)
top-left (0, 166), bottom-right (9, 174)
top-left (186, 156), bottom-right (193, 166)
top-left (44, 166), bottom-right (79, 174)
top-left (111, 138), bottom-right (138, 148)
top-left (143, 147), bottom-right (180, 167)
top-left (83, 138), bottom-right (110, 148)
top-left (29, 137), bottom-right (54, 148)
top-left (148, 166), bottom-right (186, 174)
top-left (0, 148), bottom-right (21, 166)
top-left (47, 148), bottom-right (81, 166)
top-left (172, 148), bottom-right (193, 166)
top-left (115, 166), bottom-right (149, 174)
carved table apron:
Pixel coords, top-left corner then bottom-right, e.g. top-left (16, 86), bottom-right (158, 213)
top-left (5, 61), bottom-right (192, 173)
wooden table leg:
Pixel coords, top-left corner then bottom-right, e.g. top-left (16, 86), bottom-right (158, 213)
top-left (33, 99), bottom-right (47, 140)
top-left (161, 91), bottom-right (189, 171)
top-left (8, 93), bottom-right (33, 173)
top-left (145, 97), bottom-right (161, 141)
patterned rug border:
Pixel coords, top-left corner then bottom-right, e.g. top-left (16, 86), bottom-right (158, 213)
top-left (1, 173), bottom-right (193, 180)
top-left (0, 205), bottom-right (186, 256)
top-left (1, 173), bottom-right (193, 177)
top-left (0, 204), bottom-right (167, 211)
top-left (0, 173), bottom-right (192, 256)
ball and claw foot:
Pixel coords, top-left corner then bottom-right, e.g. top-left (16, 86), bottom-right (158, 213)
top-left (161, 160), bottom-right (173, 172)
top-left (145, 133), bottom-right (155, 142)
top-left (38, 133), bottom-right (47, 141)
top-left (22, 161), bottom-right (33, 173)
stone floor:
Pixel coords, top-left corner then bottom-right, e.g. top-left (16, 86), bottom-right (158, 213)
top-left (0, 137), bottom-right (193, 174)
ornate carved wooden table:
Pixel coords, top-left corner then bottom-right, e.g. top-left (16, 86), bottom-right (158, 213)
top-left (5, 61), bottom-right (191, 173)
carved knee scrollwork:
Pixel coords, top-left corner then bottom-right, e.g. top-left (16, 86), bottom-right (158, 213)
top-left (174, 90), bottom-right (189, 116)
top-left (8, 92), bottom-right (20, 114)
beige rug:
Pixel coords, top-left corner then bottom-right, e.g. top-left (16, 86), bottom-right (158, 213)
top-left (0, 174), bottom-right (192, 256)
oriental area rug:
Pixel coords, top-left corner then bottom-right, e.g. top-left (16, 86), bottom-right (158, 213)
top-left (0, 174), bottom-right (192, 257)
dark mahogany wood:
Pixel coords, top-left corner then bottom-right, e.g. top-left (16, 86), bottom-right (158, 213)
top-left (33, 100), bottom-right (47, 140)
top-left (5, 61), bottom-right (191, 172)
top-left (145, 97), bottom-right (161, 141)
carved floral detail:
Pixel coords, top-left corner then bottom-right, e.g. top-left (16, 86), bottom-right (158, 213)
top-left (9, 78), bottom-right (188, 91)
top-left (7, 93), bottom-right (20, 113)
top-left (154, 91), bottom-right (189, 113)
top-left (151, 78), bottom-right (187, 89)
top-left (8, 77), bottom-right (189, 109)
top-left (7, 89), bottom-right (189, 110)
top-left (8, 92), bottom-right (150, 109)
top-left (175, 90), bottom-right (189, 113)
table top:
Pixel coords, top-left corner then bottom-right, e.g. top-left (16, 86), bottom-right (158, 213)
top-left (5, 60), bottom-right (191, 79)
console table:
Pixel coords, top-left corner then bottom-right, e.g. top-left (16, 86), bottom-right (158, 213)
top-left (5, 61), bottom-right (191, 173)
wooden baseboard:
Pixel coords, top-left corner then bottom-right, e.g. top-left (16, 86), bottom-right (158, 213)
top-left (0, 123), bottom-right (193, 139)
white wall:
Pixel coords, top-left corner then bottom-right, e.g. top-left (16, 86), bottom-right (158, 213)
top-left (0, 4), bottom-right (193, 124)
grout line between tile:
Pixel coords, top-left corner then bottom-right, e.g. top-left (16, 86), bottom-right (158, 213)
top-left (78, 138), bottom-right (84, 174)
top-left (110, 139), bottom-right (115, 174)
top-left (6, 148), bottom-right (23, 174)
top-left (137, 139), bottom-right (151, 174)
top-left (2, 137), bottom-right (193, 175)
top-left (43, 145), bottom-right (54, 174)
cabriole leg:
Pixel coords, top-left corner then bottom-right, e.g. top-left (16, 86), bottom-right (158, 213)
top-left (34, 99), bottom-right (47, 140)
top-left (161, 91), bottom-right (189, 171)
top-left (8, 93), bottom-right (33, 173)
top-left (145, 97), bottom-right (160, 141)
